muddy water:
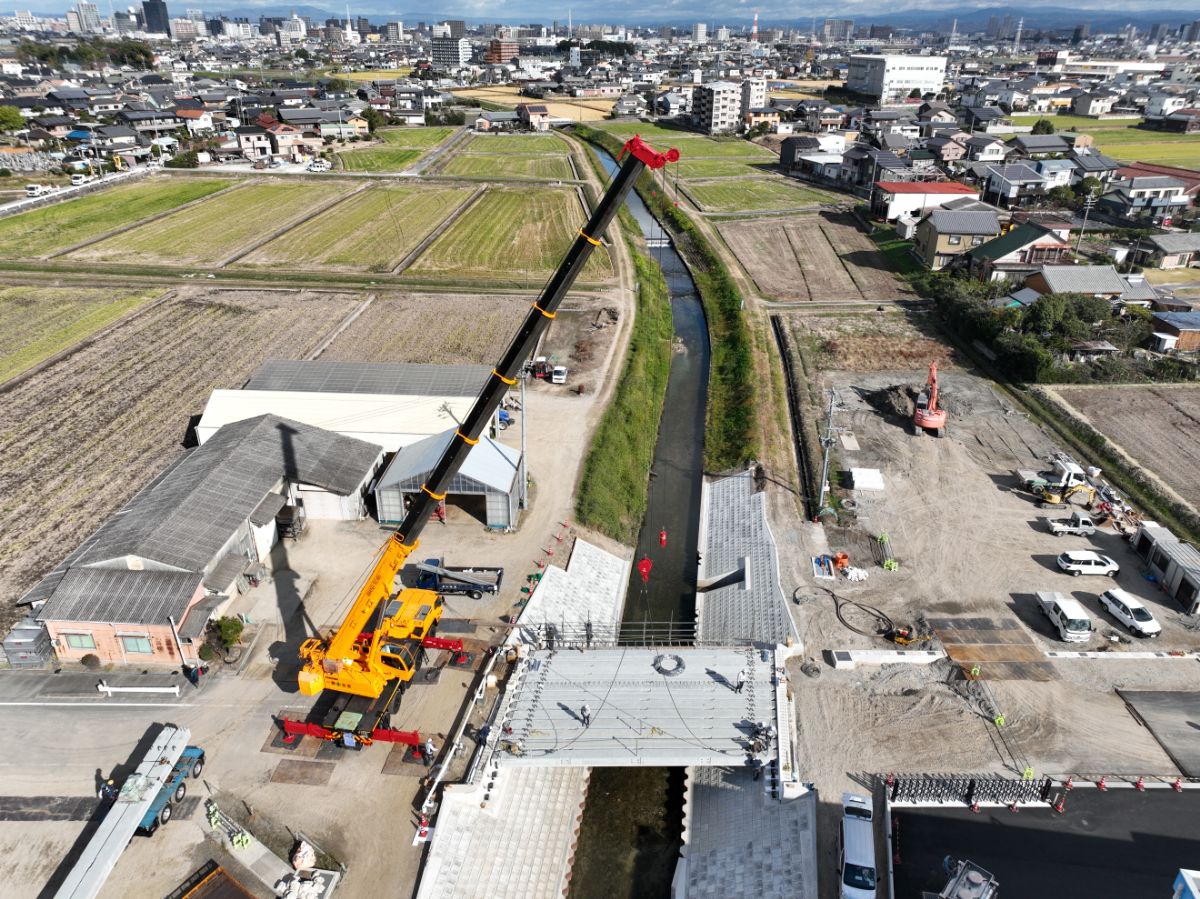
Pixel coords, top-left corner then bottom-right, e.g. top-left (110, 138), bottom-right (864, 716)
top-left (568, 147), bottom-right (710, 899)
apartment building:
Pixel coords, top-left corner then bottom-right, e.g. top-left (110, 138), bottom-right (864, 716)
top-left (694, 81), bottom-right (741, 134)
top-left (847, 55), bottom-right (948, 104)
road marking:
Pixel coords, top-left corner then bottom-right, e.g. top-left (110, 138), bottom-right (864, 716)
top-left (0, 701), bottom-right (190, 708)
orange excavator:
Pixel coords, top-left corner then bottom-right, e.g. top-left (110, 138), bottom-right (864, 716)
top-left (913, 361), bottom-right (946, 437)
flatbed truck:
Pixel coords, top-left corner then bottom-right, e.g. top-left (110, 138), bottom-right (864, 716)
top-left (416, 559), bottom-right (503, 600)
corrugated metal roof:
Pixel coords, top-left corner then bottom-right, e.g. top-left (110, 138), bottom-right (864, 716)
top-left (1149, 233), bottom-right (1200, 253)
top-left (37, 569), bottom-right (200, 625)
top-left (377, 429), bottom-right (520, 495)
top-left (1040, 265), bottom-right (1128, 295)
top-left (928, 209), bottom-right (1001, 235)
top-left (1154, 311), bottom-right (1200, 330)
top-left (77, 415), bottom-right (381, 572)
top-left (178, 593), bottom-right (226, 639)
top-left (245, 360), bottom-right (490, 398)
top-left (249, 492), bottom-right (287, 526)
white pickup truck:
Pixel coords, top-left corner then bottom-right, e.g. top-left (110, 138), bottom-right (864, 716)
top-left (1047, 510), bottom-right (1096, 537)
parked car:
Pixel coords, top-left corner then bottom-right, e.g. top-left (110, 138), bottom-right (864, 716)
top-left (551, 365), bottom-right (569, 385)
top-left (268, 158), bottom-right (283, 169)
top-left (1099, 588), bottom-right (1161, 637)
top-left (1056, 550), bottom-right (1119, 577)
top-left (839, 793), bottom-right (877, 899)
top-left (307, 159), bottom-right (331, 172)
top-left (69, 173), bottom-right (96, 186)
top-left (1036, 591), bottom-right (1093, 643)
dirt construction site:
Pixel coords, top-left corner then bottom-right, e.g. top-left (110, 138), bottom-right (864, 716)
top-left (761, 307), bottom-right (1200, 895)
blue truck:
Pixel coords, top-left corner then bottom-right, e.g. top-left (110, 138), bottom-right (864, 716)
top-left (416, 558), bottom-right (504, 600)
top-left (137, 744), bottom-right (205, 834)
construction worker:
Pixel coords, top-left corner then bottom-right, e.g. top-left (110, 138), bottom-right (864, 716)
top-left (421, 739), bottom-right (437, 767)
top-left (580, 703), bottom-right (592, 727)
top-left (98, 778), bottom-right (118, 802)
top-left (734, 667), bottom-right (748, 694)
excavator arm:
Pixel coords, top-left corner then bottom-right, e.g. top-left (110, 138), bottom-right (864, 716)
top-left (297, 135), bottom-right (679, 700)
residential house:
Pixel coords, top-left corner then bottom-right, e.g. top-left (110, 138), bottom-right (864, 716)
top-left (236, 124), bottom-right (272, 157)
top-left (1136, 233), bottom-right (1200, 270)
top-left (966, 222), bottom-right (1072, 281)
top-left (1150, 312), bottom-right (1200, 352)
top-left (913, 208), bottom-right (1002, 270)
top-left (23, 415), bottom-right (384, 667)
top-left (1072, 91), bottom-right (1118, 116)
top-left (1024, 265), bottom-right (1128, 301)
top-left (744, 107), bottom-right (780, 130)
top-left (1069, 150), bottom-right (1120, 185)
top-left (1006, 134), bottom-right (1071, 158)
top-left (1143, 109), bottom-right (1200, 134)
top-left (926, 135), bottom-right (967, 164)
top-left (612, 94), bottom-right (645, 117)
top-left (173, 107), bottom-right (213, 135)
top-left (516, 103), bottom-right (551, 132)
top-left (116, 108), bottom-right (184, 137)
top-left (1100, 176), bottom-right (1190, 224)
top-left (474, 110), bottom-right (519, 131)
top-left (1114, 163), bottom-right (1200, 202)
top-left (984, 163), bottom-right (1048, 208)
top-left (963, 134), bottom-right (1007, 163)
top-left (29, 114), bottom-right (73, 139)
top-left (960, 106), bottom-right (1011, 132)
top-left (803, 103), bottom-right (845, 133)
top-left (841, 146), bottom-right (908, 190)
top-left (1066, 340), bottom-right (1121, 363)
top-left (264, 121), bottom-right (315, 159)
top-left (871, 181), bottom-right (980, 221)
top-left (1035, 159), bottom-right (1076, 190)
top-left (90, 124), bottom-right (140, 153)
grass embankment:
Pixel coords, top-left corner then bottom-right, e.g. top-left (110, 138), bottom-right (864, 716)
top-left (575, 125), bottom-right (757, 470)
top-left (575, 250), bottom-right (673, 541)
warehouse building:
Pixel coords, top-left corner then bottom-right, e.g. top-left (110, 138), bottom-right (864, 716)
top-left (196, 360), bottom-right (525, 527)
top-left (21, 414), bottom-right (384, 666)
top-left (375, 429), bottom-right (523, 530)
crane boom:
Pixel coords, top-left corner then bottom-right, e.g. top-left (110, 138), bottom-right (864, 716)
top-left (298, 135), bottom-right (680, 699)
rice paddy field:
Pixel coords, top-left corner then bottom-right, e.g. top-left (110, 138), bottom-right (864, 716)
top-left (0, 285), bottom-right (162, 383)
top-left (684, 178), bottom-right (840, 213)
top-left (0, 177), bottom-right (233, 258)
top-left (408, 187), bottom-right (612, 284)
top-left (672, 158), bottom-right (776, 179)
top-left (337, 127), bottom-right (455, 172)
top-left (70, 180), bottom-right (350, 265)
top-left (461, 133), bottom-right (569, 155)
top-left (451, 85), bottom-right (615, 121)
top-left (241, 184), bottom-right (475, 272)
top-left (440, 154), bottom-right (576, 180)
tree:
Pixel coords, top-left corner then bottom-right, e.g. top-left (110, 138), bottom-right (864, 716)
top-left (1047, 185), bottom-right (1076, 208)
top-left (1031, 118), bottom-right (1056, 135)
top-left (1070, 293), bottom-right (1113, 325)
top-left (908, 87), bottom-right (922, 99)
top-left (361, 107), bottom-right (385, 132)
top-left (212, 616), bottom-right (244, 648)
top-left (0, 105), bottom-right (24, 133)
top-left (1073, 176), bottom-right (1102, 198)
top-left (294, 48), bottom-right (310, 60)
top-left (326, 76), bottom-right (351, 93)
top-left (165, 150), bottom-right (199, 168)
top-left (1023, 293), bottom-right (1069, 335)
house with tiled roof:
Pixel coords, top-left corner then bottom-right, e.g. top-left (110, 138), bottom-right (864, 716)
top-left (965, 222), bottom-right (1071, 282)
top-left (913, 208), bottom-right (1002, 270)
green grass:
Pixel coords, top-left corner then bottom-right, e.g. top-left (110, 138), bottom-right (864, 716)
top-left (673, 158), bottom-right (776, 179)
top-left (338, 147), bottom-right (423, 172)
top-left (0, 178), bottom-right (232, 258)
top-left (409, 187), bottom-right (611, 284)
top-left (1005, 114), bottom-right (1200, 167)
top-left (441, 154), bottom-right (575, 180)
top-left (462, 133), bottom-right (568, 154)
top-left (670, 140), bottom-right (775, 159)
top-left (869, 229), bottom-right (922, 277)
top-left (0, 286), bottom-right (161, 382)
top-left (377, 126), bottom-right (454, 148)
top-left (575, 249), bottom-right (673, 542)
top-left (243, 184), bottom-right (473, 271)
top-left (595, 122), bottom-right (708, 140)
top-left (73, 181), bottom-right (348, 265)
top-left (686, 179), bottom-right (838, 213)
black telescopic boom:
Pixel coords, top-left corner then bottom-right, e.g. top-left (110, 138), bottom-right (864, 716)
top-left (393, 138), bottom-right (669, 548)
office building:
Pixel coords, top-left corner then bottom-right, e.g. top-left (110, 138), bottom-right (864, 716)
top-left (847, 54), bottom-right (947, 104)
top-left (822, 18), bottom-right (853, 42)
top-left (485, 38), bottom-right (519, 64)
top-left (141, 0), bottom-right (170, 35)
top-left (74, 1), bottom-right (102, 32)
top-left (384, 21), bottom-right (403, 42)
top-left (692, 22), bottom-right (707, 43)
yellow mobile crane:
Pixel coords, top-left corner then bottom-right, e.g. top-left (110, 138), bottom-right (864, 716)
top-left (292, 135), bottom-right (680, 742)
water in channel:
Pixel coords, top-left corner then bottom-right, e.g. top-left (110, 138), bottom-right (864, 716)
top-left (568, 146), bottom-right (711, 899)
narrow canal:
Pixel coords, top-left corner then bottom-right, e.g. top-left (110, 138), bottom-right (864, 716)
top-left (568, 145), bottom-right (711, 899)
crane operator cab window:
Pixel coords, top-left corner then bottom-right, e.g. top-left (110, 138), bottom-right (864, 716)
top-left (379, 639), bottom-right (420, 676)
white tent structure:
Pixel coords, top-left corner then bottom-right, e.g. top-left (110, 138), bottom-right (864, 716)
top-left (375, 429), bottom-right (523, 530)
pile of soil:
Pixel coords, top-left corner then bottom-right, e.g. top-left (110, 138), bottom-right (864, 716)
top-left (862, 383), bottom-right (969, 420)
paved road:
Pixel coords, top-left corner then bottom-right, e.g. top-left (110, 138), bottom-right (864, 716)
top-left (892, 789), bottom-right (1200, 897)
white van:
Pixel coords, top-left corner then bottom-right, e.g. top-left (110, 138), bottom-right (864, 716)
top-left (70, 173), bottom-right (95, 187)
top-left (839, 793), bottom-right (877, 899)
top-left (1036, 591), bottom-right (1093, 643)
top-left (551, 365), bottom-right (568, 385)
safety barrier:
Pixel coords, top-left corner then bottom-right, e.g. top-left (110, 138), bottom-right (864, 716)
top-left (96, 680), bottom-right (180, 697)
top-left (880, 772), bottom-right (1050, 807)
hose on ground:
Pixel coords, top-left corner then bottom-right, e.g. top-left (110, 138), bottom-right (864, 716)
top-left (833, 593), bottom-right (895, 638)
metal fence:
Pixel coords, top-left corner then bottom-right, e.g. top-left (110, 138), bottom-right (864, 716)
top-left (879, 772), bottom-right (1052, 806)
top-left (512, 619), bottom-right (765, 650)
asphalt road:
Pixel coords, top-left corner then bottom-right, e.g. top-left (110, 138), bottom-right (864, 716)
top-left (892, 789), bottom-right (1200, 897)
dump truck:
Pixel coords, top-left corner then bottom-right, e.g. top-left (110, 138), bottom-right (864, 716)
top-left (416, 558), bottom-right (504, 600)
top-left (1015, 455), bottom-right (1089, 494)
top-left (1047, 510), bottom-right (1097, 537)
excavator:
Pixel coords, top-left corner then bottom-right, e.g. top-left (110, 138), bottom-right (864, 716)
top-left (1037, 482), bottom-right (1097, 509)
top-left (291, 135), bottom-right (681, 746)
top-left (912, 361), bottom-right (946, 437)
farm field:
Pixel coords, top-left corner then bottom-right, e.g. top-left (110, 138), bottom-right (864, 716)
top-left (338, 147), bottom-right (421, 172)
top-left (667, 139), bottom-right (776, 158)
top-left (71, 180), bottom-right (350, 265)
top-left (785, 308), bottom-right (959, 372)
top-left (686, 178), bottom-right (839, 213)
top-left (462, 133), bottom-right (567, 154)
top-left (0, 288), bottom-right (363, 631)
top-left (377, 126), bottom-right (454, 148)
top-left (408, 187), bottom-right (613, 284)
top-left (673, 158), bottom-right (776, 179)
top-left (440, 154), bottom-right (575, 180)
top-left (1007, 114), bottom-right (1200, 168)
top-left (0, 177), bottom-right (232, 258)
top-left (1044, 384), bottom-right (1200, 512)
top-left (0, 286), bottom-right (162, 383)
top-left (242, 184), bottom-right (474, 272)
top-left (451, 86), bottom-right (615, 120)
top-left (320, 292), bottom-right (529, 364)
top-left (719, 212), bottom-right (905, 301)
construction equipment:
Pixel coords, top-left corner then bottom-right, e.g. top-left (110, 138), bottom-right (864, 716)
top-left (1015, 451), bottom-right (1091, 494)
top-left (417, 558), bottom-right (504, 599)
top-left (1047, 510), bottom-right (1097, 537)
top-left (1038, 482), bottom-right (1097, 509)
top-left (887, 623), bottom-right (932, 645)
top-left (296, 135), bottom-right (680, 709)
top-left (912, 361), bottom-right (946, 437)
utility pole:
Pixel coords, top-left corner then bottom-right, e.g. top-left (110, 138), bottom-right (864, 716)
top-left (816, 389), bottom-right (840, 518)
top-left (1075, 190), bottom-right (1097, 252)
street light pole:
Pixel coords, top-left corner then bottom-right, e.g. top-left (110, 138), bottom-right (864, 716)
top-left (1075, 190), bottom-right (1097, 253)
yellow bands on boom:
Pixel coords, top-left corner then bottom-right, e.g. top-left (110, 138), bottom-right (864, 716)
top-left (533, 303), bottom-right (556, 319)
top-left (578, 229), bottom-right (601, 246)
top-left (456, 429), bottom-right (479, 446)
top-left (422, 485), bottom-right (446, 501)
top-left (492, 369), bottom-right (517, 385)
